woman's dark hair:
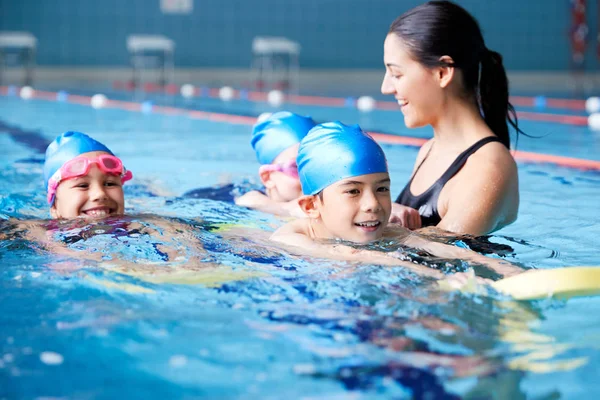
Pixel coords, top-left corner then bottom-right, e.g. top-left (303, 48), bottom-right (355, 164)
top-left (389, 0), bottom-right (521, 148)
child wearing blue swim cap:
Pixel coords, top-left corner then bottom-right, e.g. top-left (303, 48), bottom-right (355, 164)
top-left (235, 111), bottom-right (316, 216)
top-left (271, 122), bottom-right (396, 245)
top-left (33, 132), bottom-right (228, 274)
top-left (44, 131), bottom-right (133, 220)
top-left (271, 122), bottom-right (522, 279)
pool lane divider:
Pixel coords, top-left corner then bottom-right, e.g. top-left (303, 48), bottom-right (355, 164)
top-left (2, 86), bottom-right (599, 171)
top-left (113, 81), bottom-right (591, 111)
top-left (111, 81), bottom-right (591, 126)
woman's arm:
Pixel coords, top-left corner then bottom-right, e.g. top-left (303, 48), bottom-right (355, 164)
top-left (437, 150), bottom-right (518, 235)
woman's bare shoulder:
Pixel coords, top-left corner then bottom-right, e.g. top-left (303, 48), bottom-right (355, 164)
top-left (461, 140), bottom-right (517, 181)
top-left (417, 138), bottom-right (435, 158)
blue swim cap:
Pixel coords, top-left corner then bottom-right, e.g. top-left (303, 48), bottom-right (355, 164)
top-left (43, 131), bottom-right (113, 191)
top-left (297, 122), bottom-right (388, 195)
top-left (251, 111), bottom-right (316, 165)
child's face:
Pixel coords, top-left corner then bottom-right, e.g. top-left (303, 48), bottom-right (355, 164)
top-left (312, 172), bottom-right (392, 243)
top-left (51, 151), bottom-right (125, 220)
top-left (260, 144), bottom-right (302, 202)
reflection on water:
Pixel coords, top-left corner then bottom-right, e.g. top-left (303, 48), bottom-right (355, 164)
top-left (1, 112), bottom-right (598, 398)
top-left (1, 204), bottom-right (594, 398)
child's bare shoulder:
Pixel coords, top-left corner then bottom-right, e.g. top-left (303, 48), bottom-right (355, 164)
top-left (235, 190), bottom-right (268, 207)
top-left (382, 223), bottom-right (413, 242)
top-left (273, 218), bottom-right (308, 236)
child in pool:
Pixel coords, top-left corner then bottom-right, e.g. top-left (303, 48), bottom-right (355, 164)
top-left (235, 111), bottom-right (316, 217)
top-left (10, 131), bottom-right (217, 276)
top-left (271, 122), bottom-right (522, 279)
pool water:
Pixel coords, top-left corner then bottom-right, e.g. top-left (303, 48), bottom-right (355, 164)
top-left (0, 91), bottom-right (599, 399)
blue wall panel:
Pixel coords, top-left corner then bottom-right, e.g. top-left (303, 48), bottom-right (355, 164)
top-left (0, 0), bottom-right (597, 71)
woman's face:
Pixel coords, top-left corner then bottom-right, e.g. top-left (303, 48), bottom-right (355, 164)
top-left (381, 34), bottom-right (446, 128)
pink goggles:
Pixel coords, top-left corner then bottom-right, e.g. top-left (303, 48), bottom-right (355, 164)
top-left (258, 160), bottom-right (299, 178)
top-left (47, 154), bottom-right (133, 204)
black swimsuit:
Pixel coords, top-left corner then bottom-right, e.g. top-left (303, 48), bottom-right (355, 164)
top-left (395, 136), bottom-right (503, 227)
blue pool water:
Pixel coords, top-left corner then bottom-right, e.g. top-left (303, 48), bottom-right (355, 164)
top-left (1, 90), bottom-right (599, 399)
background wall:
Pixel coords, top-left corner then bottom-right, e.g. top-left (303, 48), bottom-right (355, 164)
top-left (0, 0), bottom-right (598, 71)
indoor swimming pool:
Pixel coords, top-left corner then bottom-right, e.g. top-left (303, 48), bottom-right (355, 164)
top-left (1, 85), bottom-right (599, 399)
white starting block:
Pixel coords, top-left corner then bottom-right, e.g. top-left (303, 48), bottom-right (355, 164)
top-left (251, 36), bottom-right (300, 92)
top-left (126, 34), bottom-right (175, 88)
top-left (0, 31), bottom-right (36, 85)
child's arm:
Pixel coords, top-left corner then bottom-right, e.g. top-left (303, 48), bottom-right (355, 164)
top-left (135, 214), bottom-right (202, 256)
top-left (22, 216), bottom-right (206, 269)
top-left (24, 220), bottom-right (108, 264)
top-left (402, 232), bottom-right (523, 278)
top-left (235, 191), bottom-right (303, 217)
top-left (271, 220), bottom-right (443, 278)
top-left (8, 220), bottom-right (105, 274)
